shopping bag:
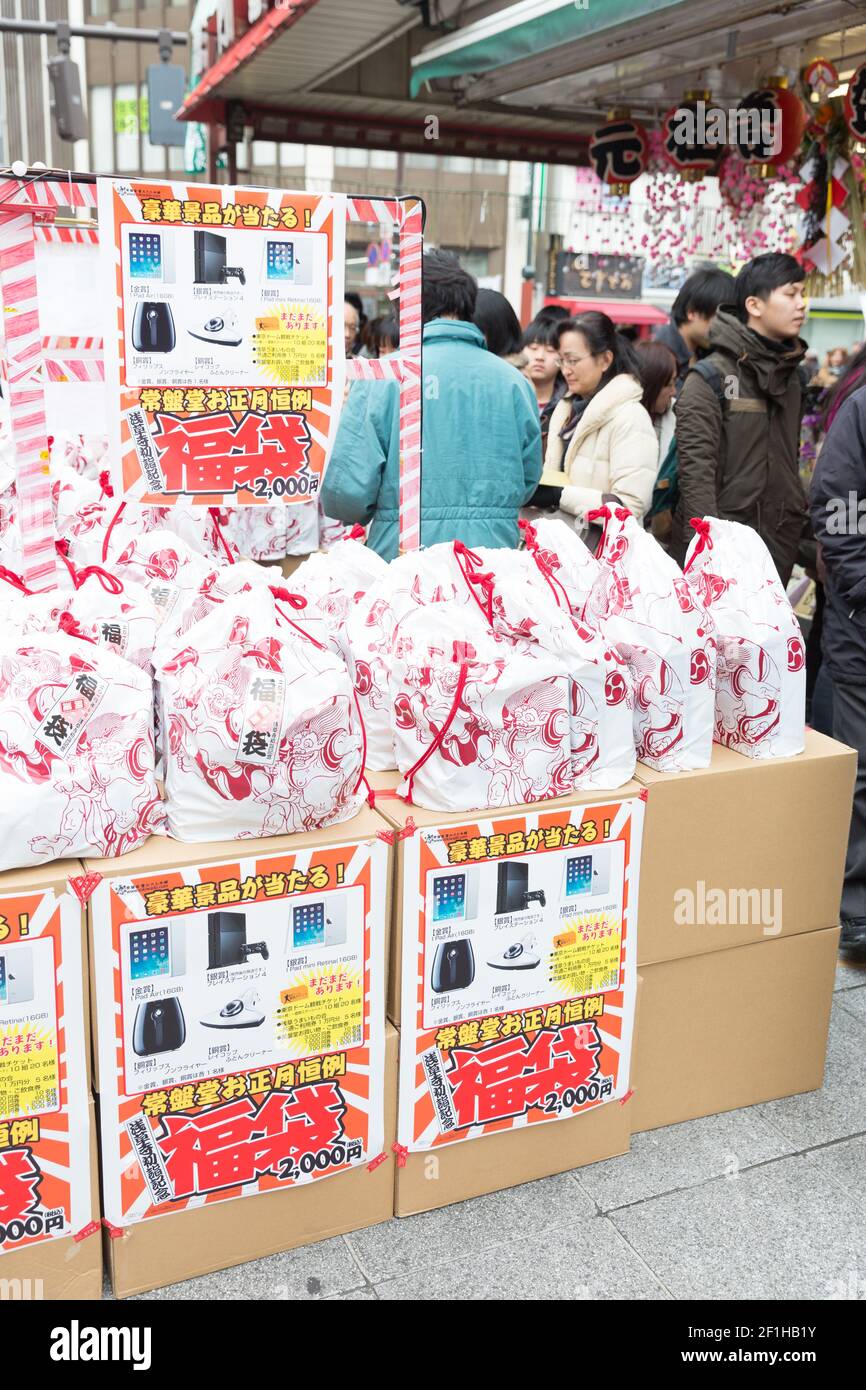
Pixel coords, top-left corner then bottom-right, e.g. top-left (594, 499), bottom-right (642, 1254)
top-left (0, 628), bottom-right (163, 871)
top-left (157, 587), bottom-right (365, 841)
top-left (585, 506), bottom-right (716, 771)
top-left (683, 517), bottom-right (806, 757)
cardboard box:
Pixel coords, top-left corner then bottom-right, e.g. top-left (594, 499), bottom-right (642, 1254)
top-left (395, 1084), bottom-right (632, 1215)
top-left (0, 858), bottom-right (93, 1093)
top-left (367, 770), bottom-right (643, 1026)
top-left (0, 1098), bottom-right (102, 1301)
top-left (107, 1025), bottom-right (398, 1299)
top-left (84, 806), bottom-right (393, 1093)
top-left (635, 730), bottom-right (855, 965)
top-left (395, 978), bottom-right (643, 1216)
top-left (0, 861), bottom-right (96, 1292)
top-left (631, 927), bottom-right (839, 1132)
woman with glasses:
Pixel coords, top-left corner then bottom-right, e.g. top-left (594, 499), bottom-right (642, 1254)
top-left (537, 311), bottom-right (658, 546)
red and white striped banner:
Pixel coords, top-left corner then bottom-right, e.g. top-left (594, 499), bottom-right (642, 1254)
top-left (396, 197), bottom-right (423, 554)
top-left (36, 224), bottom-right (99, 245)
top-left (345, 194), bottom-right (423, 553)
top-left (0, 206), bottom-right (55, 589)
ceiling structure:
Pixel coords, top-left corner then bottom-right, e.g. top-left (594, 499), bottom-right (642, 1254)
top-left (179, 0), bottom-right (866, 165)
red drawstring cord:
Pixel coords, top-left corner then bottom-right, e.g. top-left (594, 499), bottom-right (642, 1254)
top-left (452, 541), bottom-right (495, 627)
top-left (270, 588), bottom-right (328, 652)
top-left (55, 539), bottom-right (80, 587)
top-left (208, 508), bottom-right (236, 565)
top-left (101, 501), bottom-right (126, 564)
top-left (56, 540), bottom-right (123, 594)
top-left (0, 565), bottom-right (31, 594)
top-left (519, 519), bottom-right (570, 612)
top-left (58, 611), bottom-right (97, 644)
top-left (684, 517), bottom-right (713, 573)
top-left (350, 680), bottom-right (369, 796)
top-left (74, 565), bottom-right (124, 595)
top-left (404, 661), bottom-right (470, 804)
top-left (347, 523), bottom-right (367, 542)
top-left (98, 470), bottom-right (114, 500)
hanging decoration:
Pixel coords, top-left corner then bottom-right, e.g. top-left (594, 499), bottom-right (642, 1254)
top-left (795, 63), bottom-right (866, 294)
top-left (661, 90), bottom-right (726, 181)
top-left (735, 77), bottom-right (807, 178)
top-left (802, 59), bottom-right (840, 105)
top-left (844, 61), bottom-right (866, 143)
top-left (588, 112), bottom-right (648, 197)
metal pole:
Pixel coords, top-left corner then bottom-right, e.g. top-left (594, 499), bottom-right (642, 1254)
top-left (0, 17), bottom-right (188, 43)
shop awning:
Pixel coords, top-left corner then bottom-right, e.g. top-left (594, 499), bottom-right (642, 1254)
top-left (410, 0), bottom-right (681, 97)
top-left (547, 299), bottom-right (669, 326)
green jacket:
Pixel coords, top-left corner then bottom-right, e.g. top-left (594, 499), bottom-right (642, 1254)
top-left (320, 319), bottom-right (542, 561)
top-left (671, 308), bottom-right (807, 584)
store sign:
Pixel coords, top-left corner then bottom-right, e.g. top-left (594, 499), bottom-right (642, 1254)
top-left (555, 252), bottom-right (644, 299)
top-left (398, 797), bottom-right (643, 1152)
top-left (92, 838), bottom-right (386, 1228)
top-left (0, 886), bottom-right (92, 1254)
top-left (98, 178), bottom-right (346, 507)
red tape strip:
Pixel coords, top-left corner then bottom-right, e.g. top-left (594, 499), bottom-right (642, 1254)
top-left (366, 1151), bottom-right (388, 1173)
top-left (102, 1219), bottom-right (124, 1239)
top-left (396, 818), bottom-right (417, 842)
top-left (68, 872), bottom-right (102, 905)
top-left (638, 788), bottom-right (649, 802)
top-left (391, 1141), bottom-right (409, 1169)
top-left (619, 1088), bottom-right (635, 1106)
top-left (376, 829), bottom-right (396, 845)
top-left (72, 1220), bottom-right (100, 1243)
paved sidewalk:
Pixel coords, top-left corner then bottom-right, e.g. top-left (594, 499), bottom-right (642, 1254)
top-left (122, 957), bottom-right (866, 1301)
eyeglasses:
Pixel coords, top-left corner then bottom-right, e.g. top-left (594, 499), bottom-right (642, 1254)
top-left (557, 354), bottom-right (595, 369)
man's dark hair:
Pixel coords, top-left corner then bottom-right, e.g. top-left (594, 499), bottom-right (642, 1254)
top-left (534, 303), bottom-right (571, 325)
top-left (521, 316), bottom-right (560, 349)
top-left (422, 249), bottom-right (477, 323)
top-left (344, 291), bottom-right (366, 327)
top-left (735, 253), bottom-right (806, 322)
top-left (670, 267), bottom-right (736, 326)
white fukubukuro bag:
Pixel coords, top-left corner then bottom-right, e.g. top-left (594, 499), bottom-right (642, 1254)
top-left (520, 516), bottom-right (601, 616)
top-left (157, 588), bottom-right (365, 841)
top-left (683, 517), bottom-right (806, 757)
top-left (389, 603), bottom-right (574, 812)
top-left (585, 507), bottom-right (716, 771)
top-left (449, 543), bottom-right (636, 791)
top-left (0, 629), bottom-right (163, 871)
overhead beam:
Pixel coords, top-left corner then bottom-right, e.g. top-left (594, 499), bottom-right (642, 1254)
top-left (457, 0), bottom-right (844, 102)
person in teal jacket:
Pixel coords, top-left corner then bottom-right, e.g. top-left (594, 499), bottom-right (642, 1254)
top-left (320, 251), bottom-right (542, 561)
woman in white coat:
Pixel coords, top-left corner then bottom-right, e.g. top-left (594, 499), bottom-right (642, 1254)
top-left (539, 312), bottom-right (659, 544)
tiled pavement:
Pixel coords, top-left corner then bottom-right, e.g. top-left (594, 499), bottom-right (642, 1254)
top-left (120, 957), bottom-right (866, 1302)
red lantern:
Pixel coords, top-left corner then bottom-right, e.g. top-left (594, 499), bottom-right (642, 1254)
top-left (588, 114), bottom-right (648, 196)
top-left (661, 91), bottom-right (725, 180)
top-left (736, 79), bottom-right (806, 174)
top-left (844, 62), bottom-right (866, 143)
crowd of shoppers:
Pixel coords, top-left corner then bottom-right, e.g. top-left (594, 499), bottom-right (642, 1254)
top-left (328, 253), bottom-right (866, 958)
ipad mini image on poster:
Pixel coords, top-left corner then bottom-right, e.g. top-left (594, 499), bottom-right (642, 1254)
top-left (0, 937), bottom-right (60, 1121)
top-left (117, 885), bottom-right (366, 1095)
top-left (120, 223), bottom-right (329, 391)
top-left (422, 838), bottom-right (626, 1031)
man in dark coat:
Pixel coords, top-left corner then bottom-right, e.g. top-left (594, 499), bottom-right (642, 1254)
top-left (810, 384), bottom-right (866, 958)
top-left (671, 253), bottom-right (808, 585)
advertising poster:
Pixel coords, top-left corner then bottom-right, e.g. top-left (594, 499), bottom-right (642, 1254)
top-left (398, 797), bottom-right (643, 1152)
top-left (98, 178), bottom-right (346, 507)
top-left (93, 836), bottom-right (387, 1228)
top-left (0, 883), bottom-right (92, 1255)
